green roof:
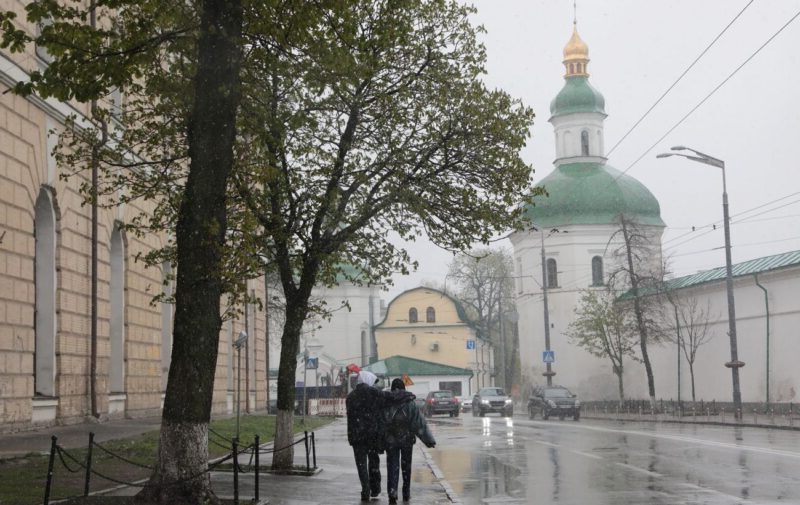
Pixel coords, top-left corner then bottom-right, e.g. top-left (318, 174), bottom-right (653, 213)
top-left (550, 76), bottom-right (606, 117)
top-left (364, 355), bottom-right (473, 377)
top-left (524, 162), bottom-right (665, 227)
top-left (665, 250), bottom-right (800, 291)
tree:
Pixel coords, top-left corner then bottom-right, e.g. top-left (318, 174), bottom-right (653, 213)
top-left (446, 247), bottom-right (516, 391)
top-left (664, 296), bottom-right (715, 404)
top-left (608, 214), bottom-right (665, 410)
top-left (1, 1), bottom-right (243, 502)
top-left (233, 1), bottom-right (535, 468)
top-left (566, 288), bottom-right (639, 405)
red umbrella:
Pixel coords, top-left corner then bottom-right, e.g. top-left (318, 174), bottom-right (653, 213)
top-left (345, 363), bottom-right (361, 374)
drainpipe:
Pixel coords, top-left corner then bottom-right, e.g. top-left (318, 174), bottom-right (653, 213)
top-left (754, 273), bottom-right (770, 405)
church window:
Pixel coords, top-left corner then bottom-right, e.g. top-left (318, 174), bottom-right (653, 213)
top-left (409, 307), bottom-right (418, 323)
top-left (591, 256), bottom-right (604, 286)
top-left (546, 258), bottom-right (558, 289)
top-left (581, 130), bottom-right (590, 156)
top-left (34, 187), bottom-right (57, 397)
top-left (426, 307), bottom-right (436, 323)
top-left (109, 223), bottom-right (126, 393)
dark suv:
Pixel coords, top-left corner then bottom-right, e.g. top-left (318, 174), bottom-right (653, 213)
top-left (472, 387), bottom-right (513, 417)
top-left (528, 385), bottom-right (580, 420)
top-left (423, 390), bottom-right (459, 417)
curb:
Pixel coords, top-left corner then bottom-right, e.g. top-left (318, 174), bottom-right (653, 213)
top-left (583, 415), bottom-right (800, 431)
top-left (419, 445), bottom-right (462, 504)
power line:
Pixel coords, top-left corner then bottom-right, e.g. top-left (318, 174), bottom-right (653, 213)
top-left (611, 8), bottom-right (800, 184)
top-left (605, 0), bottom-right (754, 157)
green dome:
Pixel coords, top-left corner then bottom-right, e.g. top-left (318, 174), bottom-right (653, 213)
top-left (550, 76), bottom-right (606, 117)
top-left (524, 162), bottom-right (665, 227)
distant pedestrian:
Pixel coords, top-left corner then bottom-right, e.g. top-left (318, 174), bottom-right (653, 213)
top-left (347, 371), bottom-right (398, 502)
top-left (382, 378), bottom-right (436, 503)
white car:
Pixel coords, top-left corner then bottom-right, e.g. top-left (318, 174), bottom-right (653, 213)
top-left (457, 396), bottom-right (472, 412)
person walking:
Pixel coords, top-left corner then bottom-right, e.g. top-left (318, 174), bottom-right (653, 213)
top-left (347, 370), bottom-right (396, 502)
top-left (382, 378), bottom-right (436, 503)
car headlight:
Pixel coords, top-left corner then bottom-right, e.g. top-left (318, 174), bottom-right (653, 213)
top-left (504, 399), bottom-right (512, 404)
top-left (481, 399), bottom-right (490, 405)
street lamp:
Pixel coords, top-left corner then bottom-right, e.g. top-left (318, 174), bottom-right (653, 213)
top-left (533, 226), bottom-right (565, 386)
top-left (232, 330), bottom-right (248, 440)
top-left (656, 146), bottom-right (744, 419)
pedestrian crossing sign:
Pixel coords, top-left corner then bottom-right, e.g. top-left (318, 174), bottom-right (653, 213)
top-left (402, 373), bottom-right (414, 386)
top-left (542, 351), bottom-right (555, 363)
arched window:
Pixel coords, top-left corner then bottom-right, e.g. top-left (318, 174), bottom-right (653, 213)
top-left (161, 262), bottom-right (174, 391)
top-left (426, 307), bottom-right (436, 323)
top-left (581, 130), bottom-right (590, 156)
top-left (546, 258), bottom-right (558, 289)
top-left (109, 223), bottom-right (126, 393)
top-left (35, 188), bottom-right (57, 397)
top-left (592, 256), bottom-right (604, 286)
top-left (569, 63), bottom-right (574, 74)
top-left (409, 308), bottom-right (418, 323)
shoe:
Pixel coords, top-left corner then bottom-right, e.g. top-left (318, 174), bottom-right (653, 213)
top-left (403, 492), bottom-right (410, 502)
top-left (389, 496), bottom-right (398, 504)
top-left (360, 492), bottom-right (370, 502)
top-left (371, 490), bottom-right (380, 497)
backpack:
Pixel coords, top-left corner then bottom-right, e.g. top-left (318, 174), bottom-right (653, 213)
top-left (386, 404), bottom-right (409, 438)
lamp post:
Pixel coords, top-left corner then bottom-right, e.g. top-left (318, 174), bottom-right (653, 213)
top-left (232, 330), bottom-right (248, 440)
top-left (535, 226), bottom-right (564, 386)
top-left (656, 146), bottom-right (744, 419)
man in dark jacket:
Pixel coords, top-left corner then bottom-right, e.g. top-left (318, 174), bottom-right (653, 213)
top-left (347, 371), bottom-right (405, 502)
top-left (382, 378), bottom-right (436, 503)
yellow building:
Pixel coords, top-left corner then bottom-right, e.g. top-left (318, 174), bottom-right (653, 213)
top-left (374, 287), bottom-right (494, 395)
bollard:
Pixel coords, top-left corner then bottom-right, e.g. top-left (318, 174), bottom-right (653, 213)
top-left (233, 438), bottom-right (239, 505)
top-left (254, 435), bottom-right (260, 502)
top-left (304, 431), bottom-right (310, 471)
top-left (43, 436), bottom-right (57, 505)
top-left (84, 432), bottom-right (95, 497)
top-left (312, 432), bottom-right (317, 469)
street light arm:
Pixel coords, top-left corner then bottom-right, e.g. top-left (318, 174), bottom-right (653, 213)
top-left (669, 146), bottom-right (724, 168)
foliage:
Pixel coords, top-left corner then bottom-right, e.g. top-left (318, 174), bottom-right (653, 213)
top-left (566, 288), bottom-right (640, 403)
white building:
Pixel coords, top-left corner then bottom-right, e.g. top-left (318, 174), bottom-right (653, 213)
top-left (510, 23), bottom-right (664, 397)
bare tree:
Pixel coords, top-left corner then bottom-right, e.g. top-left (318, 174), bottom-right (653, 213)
top-left (447, 247), bottom-right (516, 390)
top-left (566, 288), bottom-right (639, 405)
top-left (663, 296), bottom-right (716, 404)
top-left (608, 214), bottom-right (665, 410)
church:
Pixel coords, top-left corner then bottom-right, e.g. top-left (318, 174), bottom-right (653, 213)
top-left (510, 23), bottom-right (800, 405)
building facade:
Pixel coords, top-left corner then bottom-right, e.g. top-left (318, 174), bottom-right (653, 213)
top-left (374, 286), bottom-right (493, 396)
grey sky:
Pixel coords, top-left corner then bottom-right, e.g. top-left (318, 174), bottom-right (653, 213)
top-left (388, 0), bottom-right (800, 299)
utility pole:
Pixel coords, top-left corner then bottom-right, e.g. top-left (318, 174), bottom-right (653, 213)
top-left (540, 230), bottom-right (555, 386)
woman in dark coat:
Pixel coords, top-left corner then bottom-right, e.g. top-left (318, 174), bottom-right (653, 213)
top-left (382, 378), bottom-right (436, 503)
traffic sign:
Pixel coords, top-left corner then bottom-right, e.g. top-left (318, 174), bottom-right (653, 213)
top-left (466, 340), bottom-right (476, 350)
top-left (402, 373), bottom-right (414, 386)
top-left (542, 351), bottom-right (555, 363)
top-left (305, 357), bottom-right (319, 369)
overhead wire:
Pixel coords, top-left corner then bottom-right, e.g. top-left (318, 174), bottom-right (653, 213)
top-left (605, 0), bottom-right (755, 157)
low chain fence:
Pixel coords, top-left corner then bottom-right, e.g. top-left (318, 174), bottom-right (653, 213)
top-left (42, 429), bottom-right (318, 505)
top-left (581, 399), bottom-right (799, 428)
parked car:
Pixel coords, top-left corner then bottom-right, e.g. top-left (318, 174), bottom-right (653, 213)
top-left (472, 387), bottom-right (513, 417)
top-left (424, 390), bottom-right (460, 417)
top-left (528, 385), bottom-right (580, 420)
top-left (457, 396), bottom-right (472, 413)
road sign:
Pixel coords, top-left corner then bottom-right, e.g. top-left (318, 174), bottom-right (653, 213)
top-left (305, 357), bottom-right (319, 369)
top-left (466, 340), bottom-right (476, 350)
top-left (542, 350), bottom-right (555, 364)
top-left (402, 373), bottom-right (414, 386)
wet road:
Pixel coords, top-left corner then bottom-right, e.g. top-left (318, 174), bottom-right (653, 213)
top-left (427, 414), bottom-right (800, 504)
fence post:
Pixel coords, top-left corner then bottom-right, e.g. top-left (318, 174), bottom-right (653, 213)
top-left (312, 431), bottom-right (317, 469)
top-left (254, 435), bottom-right (260, 502)
top-left (84, 432), bottom-right (95, 497)
top-left (43, 436), bottom-right (57, 505)
top-left (304, 431), bottom-right (310, 471)
top-left (233, 438), bottom-right (239, 505)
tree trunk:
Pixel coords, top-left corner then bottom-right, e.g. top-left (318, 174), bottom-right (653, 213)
top-left (689, 362), bottom-right (696, 403)
top-left (616, 369), bottom-right (625, 406)
top-left (136, 0), bottom-right (242, 502)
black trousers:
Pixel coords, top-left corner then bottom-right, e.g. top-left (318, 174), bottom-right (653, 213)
top-left (353, 445), bottom-right (381, 496)
top-left (386, 445), bottom-right (413, 498)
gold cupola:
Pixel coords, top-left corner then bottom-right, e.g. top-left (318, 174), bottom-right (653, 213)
top-left (562, 23), bottom-right (589, 78)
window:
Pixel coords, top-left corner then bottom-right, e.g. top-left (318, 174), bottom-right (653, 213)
top-left (581, 130), bottom-right (590, 156)
top-left (426, 307), bottom-right (436, 323)
top-left (546, 258), bottom-right (558, 288)
top-left (34, 188), bottom-right (57, 397)
top-left (409, 307), bottom-right (418, 323)
top-left (109, 223), bottom-right (126, 393)
top-left (592, 256), bottom-right (604, 286)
